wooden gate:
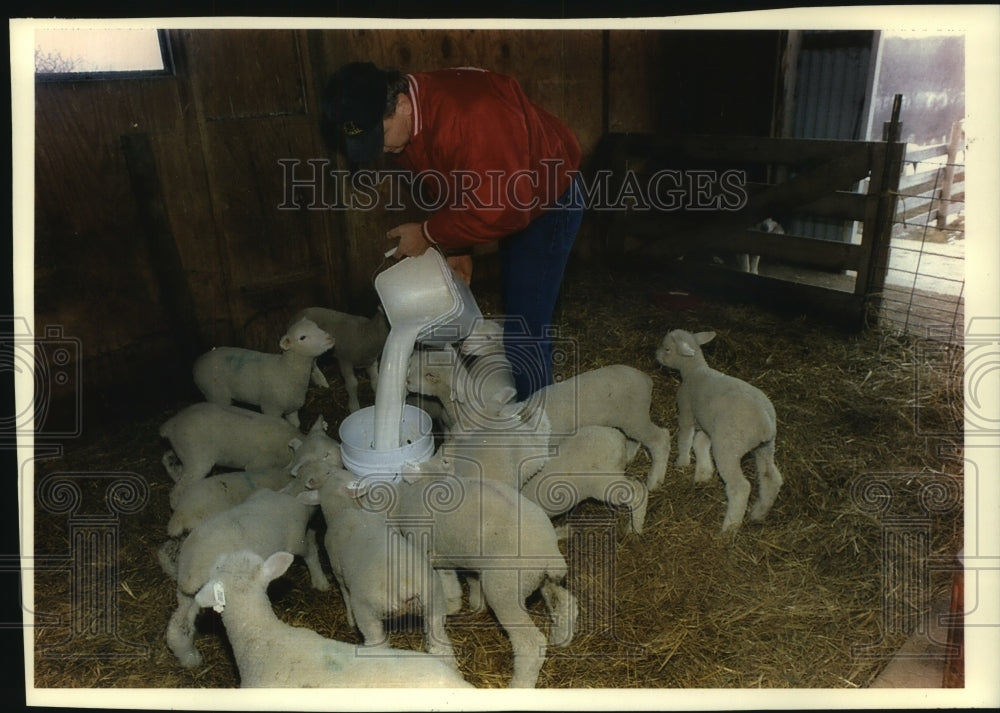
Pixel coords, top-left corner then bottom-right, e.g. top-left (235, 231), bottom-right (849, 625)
top-left (589, 102), bottom-right (906, 330)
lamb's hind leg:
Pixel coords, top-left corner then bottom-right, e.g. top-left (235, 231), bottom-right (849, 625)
top-left (423, 566), bottom-right (458, 664)
top-left (166, 591), bottom-right (203, 668)
top-left (304, 529), bottom-right (330, 591)
top-left (713, 448), bottom-right (752, 534)
top-left (636, 422), bottom-right (671, 492)
top-left (749, 440), bottom-right (783, 522)
top-left (692, 430), bottom-right (714, 483)
top-left (366, 361), bottom-right (379, 400)
top-left (539, 579), bottom-right (578, 647)
top-left (339, 359), bottom-right (362, 413)
top-left (603, 476), bottom-right (648, 534)
top-left (353, 606), bottom-right (390, 648)
top-left (480, 571), bottom-right (547, 688)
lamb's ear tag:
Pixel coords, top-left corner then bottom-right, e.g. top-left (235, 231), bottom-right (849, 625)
top-left (346, 479), bottom-right (366, 498)
top-left (212, 581), bottom-right (226, 613)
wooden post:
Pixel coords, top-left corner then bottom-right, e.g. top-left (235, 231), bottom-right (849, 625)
top-left (601, 30), bottom-right (610, 138)
top-left (598, 133), bottom-right (630, 260)
top-left (942, 550), bottom-right (965, 687)
top-left (857, 94), bottom-right (905, 322)
top-left (935, 119), bottom-right (964, 229)
top-left (120, 132), bottom-right (205, 361)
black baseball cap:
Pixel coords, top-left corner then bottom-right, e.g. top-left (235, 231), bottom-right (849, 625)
top-left (321, 62), bottom-right (389, 163)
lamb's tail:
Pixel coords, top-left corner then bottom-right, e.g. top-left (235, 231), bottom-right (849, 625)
top-left (161, 450), bottom-right (183, 482)
top-left (540, 577), bottom-right (578, 647)
top-left (158, 413), bottom-right (176, 440)
top-left (157, 538), bottom-right (181, 580)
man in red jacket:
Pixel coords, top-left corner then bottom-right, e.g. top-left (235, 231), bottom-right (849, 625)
top-left (323, 61), bottom-right (584, 400)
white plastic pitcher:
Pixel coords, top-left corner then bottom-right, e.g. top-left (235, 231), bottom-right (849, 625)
top-left (370, 250), bottom-right (482, 450)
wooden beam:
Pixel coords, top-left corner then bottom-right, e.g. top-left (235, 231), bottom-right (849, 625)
top-left (625, 219), bottom-right (862, 272)
top-left (744, 182), bottom-right (869, 221)
top-left (636, 141), bottom-right (872, 258)
top-left (744, 230), bottom-right (862, 271)
top-left (667, 260), bottom-right (866, 331)
top-left (904, 143), bottom-right (949, 164)
top-left (614, 132), bottom-right (878, 167)
top-left (120, 132), bottom-right (205, 359)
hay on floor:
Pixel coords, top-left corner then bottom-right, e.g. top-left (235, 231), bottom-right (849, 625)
top-left (31, 261), bottom-right (964, 689)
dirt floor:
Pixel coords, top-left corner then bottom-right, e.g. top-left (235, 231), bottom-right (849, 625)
top-left (29, 260), bottom-right (964, 692)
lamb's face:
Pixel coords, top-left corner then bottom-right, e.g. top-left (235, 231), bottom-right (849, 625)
top-left (656, 330), bottom-right (705, 371)
top-left (290, 459), bottom-right (334, 493)
top-left (195, 550), bottom-right (295, 611)
top-left (655, 333), bottom-right (683, 369)
top-left (282, 318), bottom-right (336, 356)
top-left (460, 319), bottom-right (505, 357)
top-left (195, 550), bottom-right (267, 610)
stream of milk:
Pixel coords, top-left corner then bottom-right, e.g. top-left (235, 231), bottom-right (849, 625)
top-left (371, 320), bottom-right (424, 450)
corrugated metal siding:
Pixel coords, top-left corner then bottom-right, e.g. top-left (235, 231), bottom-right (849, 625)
top-left (789, 31), bottom-right (875, 242)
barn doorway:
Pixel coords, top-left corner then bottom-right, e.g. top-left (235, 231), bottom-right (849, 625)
top-left (866, 31), bottom-right (966, 342)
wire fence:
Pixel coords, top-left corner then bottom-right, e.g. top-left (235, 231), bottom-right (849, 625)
top-left (877, 120), bottom-right (965, 343)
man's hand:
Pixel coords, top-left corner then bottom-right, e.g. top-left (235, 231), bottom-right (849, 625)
top-left (446, 255), bottom-right (473, 285)
top-left (387, 222), bottom-right (430, 257)
top-left (386, 222), bottom-right (473, 284)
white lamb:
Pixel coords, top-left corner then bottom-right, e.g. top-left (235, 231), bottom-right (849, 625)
top-left (193, 316), bottom-right (334, 427)
top-left (497, 365), bottom-right (672, 492)
top-left (410, 335), bottom-right (535, 436)
top-left (458, 319), bottom-right (517, 410)
top-left (167, 468), bottom-right (291, 538)
top-left (286, 417), bottom-right (344, 474)
top-left (290, 306), bottom-right (390, 412)
top-left (333, 467), bottom-right (577, 688)
top-left (421, 423), bottom-right (646, 535)
top-left (165, 424), bottom-right (342, 537)
top-left (430, 387), bottom-right (553, 489)
top-left (165, 487), bottom-right (329, 668)
top-left (294, 462), bottom-right (458, 663)
top-left (655, 329), bottom-right (783, 533)
top-left (407, 355), bottom-right (671, 491)
top-left (521, 426), bottom-right (648, 534)
top-left (159, 404), bottom-right (331, 508)
top-left (194, 550), bottom-right (473, 687)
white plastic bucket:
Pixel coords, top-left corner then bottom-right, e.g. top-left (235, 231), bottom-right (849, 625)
top-left (339, 404), bottom-right (434, 478)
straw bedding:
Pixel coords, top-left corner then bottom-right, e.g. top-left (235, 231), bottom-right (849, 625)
top-left (31, 260), bottom-right (963, 689)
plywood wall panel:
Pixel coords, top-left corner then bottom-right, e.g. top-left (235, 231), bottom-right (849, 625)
top-left (182, 29), bottom-right (308, 120)
top-left (150, 129), bottom-right (231, 344)
top-left (608, 30), bottom-right (659, 135)
top-left (197, 115), bottom-right (336, 346)
top-left (34, 80), bottom-right (189, 358)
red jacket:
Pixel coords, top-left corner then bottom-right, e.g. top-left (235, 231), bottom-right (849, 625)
top-left (392, 69), bottom-right (581, 249)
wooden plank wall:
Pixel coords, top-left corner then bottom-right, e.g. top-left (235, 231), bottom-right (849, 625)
top-left (177, 29), bottom-right (336, 350)
top-left (34, 72), bottom-right (209, 418)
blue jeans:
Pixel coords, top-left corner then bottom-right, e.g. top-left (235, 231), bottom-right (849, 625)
top-left (499, 176), bottom-right (584, 400)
